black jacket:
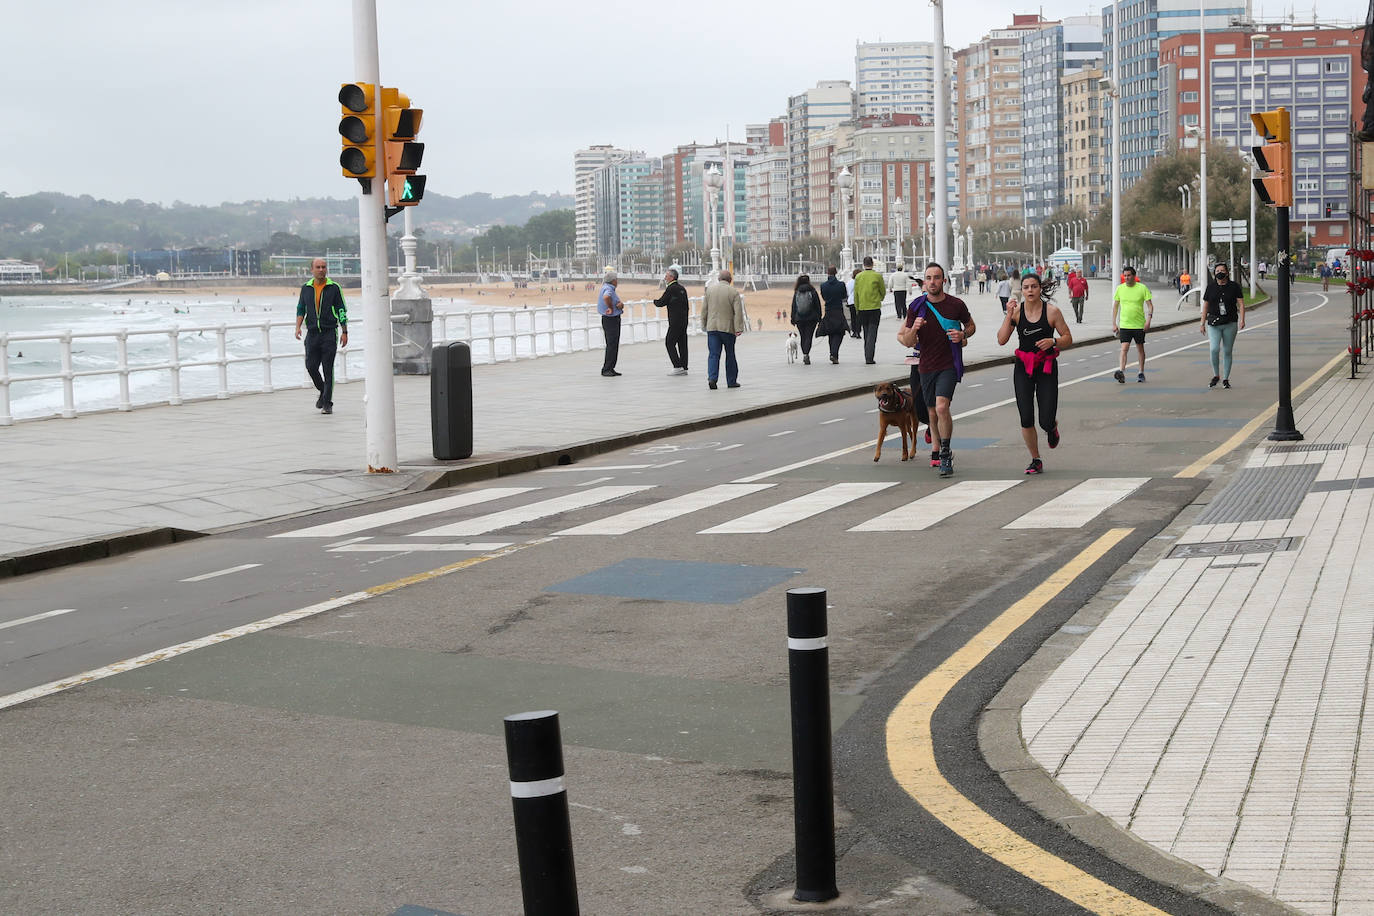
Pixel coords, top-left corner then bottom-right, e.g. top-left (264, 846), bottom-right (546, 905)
top-left (653, 280), bottom-right (689, 314)
top-left (296, 279), bottom-right (348, 333)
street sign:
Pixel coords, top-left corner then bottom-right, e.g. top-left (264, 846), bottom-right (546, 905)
top-left (1211, 219), bottom-right (1248, 243)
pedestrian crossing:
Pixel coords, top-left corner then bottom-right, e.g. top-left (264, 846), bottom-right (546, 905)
top-left (275, 476), bottom-right (1152, 548)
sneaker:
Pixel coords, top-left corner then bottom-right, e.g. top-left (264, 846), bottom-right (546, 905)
top-left (322, 405), bottom-right (333, 415)
top-left (1222, 379), bottom-right (1231, 389)
top-left (708, 380), bottom-right (717, 389)
top-left (601, 369), bottom-right (618, 377)
top-left (1048, 427), bottom-right (1060, 449)
top-left (670, 367), bottom-right (688, 376)
top-left (803, 354), bottom-right (811, 365)
top-left (727, 382), bottom-right (741, 389)
top-left (830, 356), bottom-right (838, 364)
top-left (1113, 370), bottom-right (1125, 384)
top-left (315, 395), bottom-right (324, 409)
top-left (939, 452), bottom-right (954, 477)
top-left (1209, 376), bottom-right (1220, 388)
top-left (1025, 458), bottom-right (1044, 475)
top-left (924, 428), bottom-right (932, 445)
top-left (930, 450), bottom-right (940, 468)
top-left (1137, 372), bottom-right (1146, 383)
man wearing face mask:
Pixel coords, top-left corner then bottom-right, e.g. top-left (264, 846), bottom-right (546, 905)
top-left (1201, 263), bottom-right (1245, 389)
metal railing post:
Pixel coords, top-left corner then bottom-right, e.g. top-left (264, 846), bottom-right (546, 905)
top-left (167, 328), bottom-right (182, 406)
top-left (115, 330), bottom-right (131, 411)
top-left (59, 331), bottom-right (76, 418)
top-left (216, 324), bottom-right (229, 398)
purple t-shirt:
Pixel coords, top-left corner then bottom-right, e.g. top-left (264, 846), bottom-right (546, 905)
top-left (903, 294), bottom-right (972, 374)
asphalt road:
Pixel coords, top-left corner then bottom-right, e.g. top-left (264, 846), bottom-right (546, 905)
top-left (0, 288), bottom-right (1347, 914)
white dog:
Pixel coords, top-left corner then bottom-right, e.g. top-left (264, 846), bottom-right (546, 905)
top-left (786, 332), bottom-right (800, 364)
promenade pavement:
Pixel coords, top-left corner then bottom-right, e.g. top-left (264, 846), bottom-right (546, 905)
top-left (0, 276), bottom-right (1160, 571)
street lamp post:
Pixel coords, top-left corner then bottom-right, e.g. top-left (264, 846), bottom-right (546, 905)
top-left (705, 165), bottom-right (724, 275)
top-left (926, 210), bottom-right (936, 267)
top-left (966, 225), bottom-right (974, 273)
top-left (837, 166), bottom-right (854, 274)
top-left (1249, 33), bottom-right (1268, 297)
top-left (894, 196), bottom-right (905, 265)
top-left (1109, 0), bottom-right (1122, 285)
top-left (1197, 0), bottom-right (1209, 281)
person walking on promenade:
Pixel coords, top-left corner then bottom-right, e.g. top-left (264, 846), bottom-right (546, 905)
top-left (790, 273), bottom-right (823, 365)
top-left (653, 267), bottom-right (690, 375)
top-left (1179, 269), bottom-right (1192, 296)
top-left (997, 272), bottom-right (1073, 475)
top-left (978, 268), bottom-right (988, 294)
top-left (846, 268), bottom-right (860, 339)
top-left (293, 257), bottom-right (348, 415)
top-left (995, 272), bottom-right (1013, 312)
top-left (1112, 265), bottom-right (1154, 383)
top-left (1320, 261), bottom-right (1332, 292)
top-left (854, 256), bottom-right (887, 364)
top-left (889, 262), bottom-right (912, 319)
top-left (818, 266), bottom-right (849, 364)
top-left (598, 270), bottom-right (625, 377)
top-left (899, 262), bottom-right (975, 477)
top-left (702, 269), bottom-right (745, 389)
top-left (1201, 263), bottom-right (1245, 389)
top-left (1066, 269), bottom-right (1089, 323)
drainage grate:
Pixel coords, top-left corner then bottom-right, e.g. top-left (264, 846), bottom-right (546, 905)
top-left (1196, 464), bottom-right (1322, 524)
top-left (1264, 442), bottom-right (1347, 453)
top-left (287, 468), bottom-right (347, 476)
top-left (1168, 537), bottom-right (1299, 559)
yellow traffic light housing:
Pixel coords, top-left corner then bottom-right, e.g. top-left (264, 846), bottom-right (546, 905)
top-left (1250, 107), bottom-right (1292, 207)
top-left (381, 87), bottom-right (426, 210)
top-left (338, 82), bottom-right (377, 180)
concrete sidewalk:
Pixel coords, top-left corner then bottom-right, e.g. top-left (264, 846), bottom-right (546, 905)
top-left (1018, 356), bottom-right (1373, 915)
top-left (0, 277), bottom-right (1163, 573)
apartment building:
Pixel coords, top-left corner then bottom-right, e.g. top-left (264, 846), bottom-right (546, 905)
top-left (1061, 64), bottom-right (1106, 217)
top-left (1021, 16), bottom-right (1103, 222)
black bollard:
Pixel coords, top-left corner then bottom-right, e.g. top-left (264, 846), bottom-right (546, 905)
top-left (504, 710), bottom-right (580, 916)
top-left (786, 587), bottom-right (839, 903)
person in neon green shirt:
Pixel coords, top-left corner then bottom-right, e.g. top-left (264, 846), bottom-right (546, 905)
top-left (852, 256), bottom-right (887, 364)
top-left (1111, 266), bottom-right (1153, 383)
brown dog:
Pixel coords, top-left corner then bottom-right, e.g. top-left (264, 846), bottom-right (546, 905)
top-left (874, 382), bottom-right (917, 461)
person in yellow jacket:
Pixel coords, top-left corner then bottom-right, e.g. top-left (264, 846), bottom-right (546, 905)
top-left (853, 256), bottom-right (887, 364)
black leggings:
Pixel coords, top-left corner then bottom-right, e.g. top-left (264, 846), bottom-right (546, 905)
top-left (796, 319), bottom-right (819, 354)
top-left (1014, 361), bottom-right (1058, 431)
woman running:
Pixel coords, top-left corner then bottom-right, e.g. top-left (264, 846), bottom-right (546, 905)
top-left (996, 272), bottom-right (1073, 474)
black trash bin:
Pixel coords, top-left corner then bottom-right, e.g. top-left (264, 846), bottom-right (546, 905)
top-left (432, 341), bottom-right (473, 460)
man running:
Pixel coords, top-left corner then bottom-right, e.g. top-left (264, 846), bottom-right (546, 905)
top-left (1112, 265), bottom-right (1153, 383)
top-left (901, 262), bottom-right (975, 477)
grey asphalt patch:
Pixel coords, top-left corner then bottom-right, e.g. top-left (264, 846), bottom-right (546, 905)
top-left (546, 557), bottom-right (804, 604)
top-left (104, 632), bottom-right (862, 772)
top-left (1119, 416), bottom-right (1250, 427)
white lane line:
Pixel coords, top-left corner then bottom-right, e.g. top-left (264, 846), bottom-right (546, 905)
top-left (820, 418), bottom-right (846, 425)
top-left (769, 430), bottom-right (796, 438)
top-left (179, 563), bottom-right (262, 583)
top-left (717, 444), bottom-right (744, 451)
top-left (0, 540), bottom-right (548, 713)
top-left (577, 476), bottom-right (615, 486)
top-left (329, 542), bottom-right (512, 552)
top-left (0, 609), bottom-right (77, 632)
top-left (542, 464), bottom-right (654, 472)
top-left (411, 485), bottom-right (653, 537)
top-left (555, 484), bottom-right (774, 536)
top-left (1003, 478), bottom-right (1150, 529)
top-left (849, 480), bottom-right (1023, 532)
top-left (699, 482), bottom-right (898, 534)
top-left (272, 487), bottom-right (537, 538)
top-left (654, 459), bottom-right (686, 468)
top-left (732, 301), bottom-right (1330, 485)
top-left (324, 536), bottom-right (371, 550)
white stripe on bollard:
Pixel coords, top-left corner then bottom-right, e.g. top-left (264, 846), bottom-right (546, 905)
top-left (788, 636), bottom-right (828, 651)
top-left (510, 775), bottom-right (566, 798)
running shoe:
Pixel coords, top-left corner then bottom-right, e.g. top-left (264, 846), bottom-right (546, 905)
top-left (939, 452), bottom-right (953, 478)
top-left (930, 450), bottom-right (940, 468)
top-left (1114, 370), bottom-right (1125, 383)
top-left (1025, 458), bottom-right (1044, 475)
top-left (1137, 372), bottom-right (1146, 383)
top-left (1222, 379), bottom-right (1231, 389)
top-left (1209, 376), bottom-right (1220, 388)
top-left (925, 428), bottom-right (932, 445)
top-left (1048, 427), bottom-right (1060, 449)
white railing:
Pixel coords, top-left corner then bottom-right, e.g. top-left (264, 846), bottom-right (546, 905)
top-left (0, 297), bottom-right (705, 425)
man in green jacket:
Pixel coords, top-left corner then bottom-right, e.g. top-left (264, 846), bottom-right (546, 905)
top-left (293, 258), bottom-right (348, 414)
top-left (853, 256), bottom-right (887, 364)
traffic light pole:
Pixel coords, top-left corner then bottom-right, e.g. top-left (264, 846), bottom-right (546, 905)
top-left (352, 0), bottom-right (398, 472)
top-left (1269, 204), bottom-right (1303, 441)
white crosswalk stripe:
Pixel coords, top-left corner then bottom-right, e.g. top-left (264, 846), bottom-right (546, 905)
top-left (273, 487), bottom-right (538, 539)
top-left (555, 484), bottom-right (774, 535)
top-left (698, 482), bottom-right (898, 534)
top-left (410, 485), bottom-right (654, 537)
top-left (1002, 477), bottom-right (1150, 529)
top-left (849, 480), bottom-right (1023, 532)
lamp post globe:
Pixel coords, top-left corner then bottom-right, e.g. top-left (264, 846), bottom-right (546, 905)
top-left (704, 165), bottom-right (725, 275)
top-left (893, 196), bottom-right (904, 266)
top-left (837, 166), bottom-right (854, 273)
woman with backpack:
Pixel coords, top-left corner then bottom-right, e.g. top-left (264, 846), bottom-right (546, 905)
top-left (790, 273), bottom-right (824, 365)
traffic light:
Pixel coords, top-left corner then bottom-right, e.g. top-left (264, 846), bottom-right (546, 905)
top-left (381, 87), bottom-right (426, 209)
top-left (338, 82), bottom-right (377, 180)
top-left (1250, 107), bottom-right (1292, 207)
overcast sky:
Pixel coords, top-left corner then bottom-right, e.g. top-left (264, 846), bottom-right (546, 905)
top-left (4, 0), bottom-right (1366, 207)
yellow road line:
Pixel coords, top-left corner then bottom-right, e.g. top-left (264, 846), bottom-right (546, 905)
top-left (885, 527), bottom-right (1172, 916)
top-left (1175, 350), bottom-right (1349, 478)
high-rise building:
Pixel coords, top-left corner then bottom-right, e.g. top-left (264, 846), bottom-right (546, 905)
top-left (1103, 0), bottom-right (1245, 188)
top-left (662, 144), bottom-right (751, 250)
top-left (787, 81), bottom-right (855, 238)
top-left (574, 145), bottom-right (640, 259)
top-left (745, 147), bottom-right (790, 245)
top-left (1159, 24), bottom-right (1366, 249)
top-left (848, 117), bottom-right (943, 261)
top-left (955, 15), bottom-right (1047, 225)
top-left (854, 40), bottom-right (953, 120)
top-left (1061, 64), bottom-right (1106, 218)
top-left (1021, 16), bottom-right (1103, 222)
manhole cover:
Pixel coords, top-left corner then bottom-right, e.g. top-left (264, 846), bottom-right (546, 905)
top-left (1168, 537), bottom-right (1299, 559)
